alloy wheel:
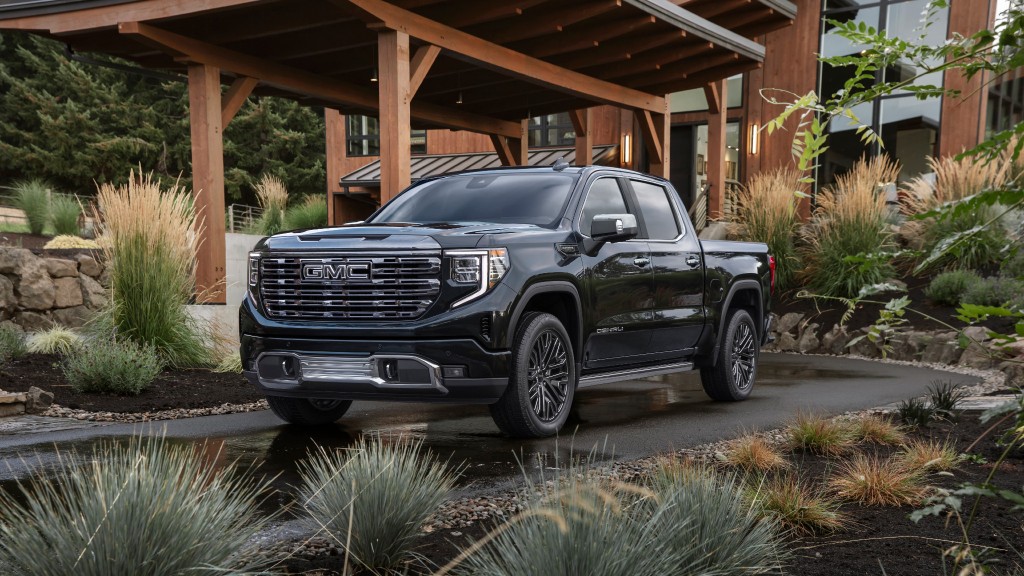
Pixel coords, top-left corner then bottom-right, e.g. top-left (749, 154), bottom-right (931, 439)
top-left (527, 330), bottom-right (570, 422)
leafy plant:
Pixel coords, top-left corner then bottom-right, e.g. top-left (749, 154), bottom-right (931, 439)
top-left (0, 323), bottom-right (28, 364)
top-left (897, 397), bottom-right (936, 428)
top-left (898, 438), bottom-right (962, 472)
top-left (96, 170), bottom-right (211, 367)
top-left (1001, 248), bottom-right (1024, 279)
top-left (928, 380), bottom-right (969, 418)
top-left (49, 194), bottom-right (81, 236)
top-left (737, 167), bottom-right (803, 292)
top-left (61, 338), bottom-right (163, 395)
top-left (254, 173), bottom-right (288, 236)
top-left (747, 473), bottom-right (846, 536)
top-left (284, 195), bottom-right (328, 231)
top-left (961, 276), bottom-right (1024, 308)
top-left (12, 179), bottom-right (50, 235)
top-left (831, 453), bottom-right (927, 506)
top-left (849, 414), bottom-right (907, 446)
top-left (786, 412), bottom-right (854, 456)
top-left (0, 436), bottom-right (271, 575)
top-left (298, 435), bottom-right (457, 572)
top-left (925, 270), bottom-right (982, 307)
top-left (26, 326), bottom-right (83, 356)
top-left (722, 433), bottom-right (789, 472)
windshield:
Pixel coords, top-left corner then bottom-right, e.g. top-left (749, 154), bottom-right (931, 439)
top-left (369, 173), bottom-right (579, 228)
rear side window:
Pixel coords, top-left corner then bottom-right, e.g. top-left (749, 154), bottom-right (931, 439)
top-left (579, 178), bottom-right (628, 236)
top-left (632, 180), bottom-right (680, 240)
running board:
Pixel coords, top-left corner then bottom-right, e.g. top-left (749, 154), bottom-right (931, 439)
top-left (578, 362), bottom-right (694, 388)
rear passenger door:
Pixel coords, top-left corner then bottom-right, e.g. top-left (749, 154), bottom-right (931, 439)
top-left (627, 178), bottom-right (705, 357)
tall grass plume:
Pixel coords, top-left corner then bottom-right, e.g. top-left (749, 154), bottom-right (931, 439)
top-left (738, 168), bottom-right (803, 292)
top-left (255, 173), bottom-right (288, 236)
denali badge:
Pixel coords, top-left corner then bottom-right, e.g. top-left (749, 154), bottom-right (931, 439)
top-left (301, 260), bottom-right (370, 281)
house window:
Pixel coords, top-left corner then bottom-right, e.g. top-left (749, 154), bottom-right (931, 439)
top-left (987, 72), bottom-right (1024, 140)
top-left (345, 115), bottom-right (427, 157)
top-left (668, 74), bottom-right (744, 113)
top-left (528, 112), bottom-right (576, 147)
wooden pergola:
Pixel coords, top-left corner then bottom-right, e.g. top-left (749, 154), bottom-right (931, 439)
top-left (0, 0), bottom-right (794, 303)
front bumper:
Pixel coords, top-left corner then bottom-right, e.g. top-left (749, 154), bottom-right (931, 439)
top-left (241, 334), bottom-right (510, 403)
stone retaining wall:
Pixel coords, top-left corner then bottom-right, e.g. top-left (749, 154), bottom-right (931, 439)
top-left (765, 311), bottom-right (1024, 387)
top-left (0, 247), bottom-right (107, 331)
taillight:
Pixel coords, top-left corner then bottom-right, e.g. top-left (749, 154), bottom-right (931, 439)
top-left (768, 255), bottom-right (776, 294)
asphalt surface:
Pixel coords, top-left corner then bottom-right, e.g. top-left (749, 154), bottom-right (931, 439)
top-left (0, 353), bottom-right (979, 498)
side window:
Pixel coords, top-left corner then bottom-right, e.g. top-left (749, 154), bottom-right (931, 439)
top-left (631, 180), bottom-right (681, 240)
top-left (579, 178), bottom-right (628, 236)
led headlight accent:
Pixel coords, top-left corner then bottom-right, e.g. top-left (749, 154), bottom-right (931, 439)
top-left (247, 252), bottom-right (261, 306)
top-left (447, 248), bottom-right (509, 308)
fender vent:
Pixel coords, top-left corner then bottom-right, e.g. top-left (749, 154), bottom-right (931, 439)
top-left (480, 315), bottom-right (491, 342)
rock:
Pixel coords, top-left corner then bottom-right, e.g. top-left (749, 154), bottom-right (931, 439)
top-left (777, 312), bottom-right (805, 336)
top-left (962, 326), bottom-right (991, 343)
top-left (821, 324), bottom-right (851, 355)
top-left (1002, 339), bottom-right (1024, 357)
top-left (775, 332), bottom-right (799, 352)
top-left (920, 333), bottom-right (963, 364)
top-left (24, 386), bottom-right (53, 414)
top-left (999, 361), bottom-right (1024, 388)
top-left (879, 278), bottom-right (908, 292)
top-left (0, 248), bottom-right (34, 274)
top-left (45, 258), bottom-right (78, 278)
top-left (797, 323), bottom-right (820, 353)
top-left (16, 257), bottom-right (54, 310)
top-left (98, 267), bottom-right (111, 287)
top-left (14, 311), bottom-right (53, 332)
top-left (51, 306), bottom-right (93, 328)
top-left (889, 331), bottom-right (931, 362)
top-left (849, 333), bottom-right (881, 358)
top-left (76, 254), bottom-right (103, 277)
top-left (80, 274), bottom-right (107, 309)
top-left (53, 277), bottom-right (84, 308)
top-left (0, 320), bottom-right (22, 334)
top-left (959, 342), bottom-right (997, 369)
top-left (0, 274), bottom-right (15, 313)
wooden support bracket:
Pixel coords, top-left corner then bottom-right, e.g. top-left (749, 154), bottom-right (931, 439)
top-left (221, 76), bottom-right (258, 127)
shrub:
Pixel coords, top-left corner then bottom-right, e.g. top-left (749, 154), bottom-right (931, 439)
top-left (849, 414), bottom-right (907, 446)
top-left (0, 323), bottom-right (28, 363)
top-left (255, 173), bottom-right (288, 236)
top-left (800, 156), bottom-right (899, 297)
top-left (925, 270), bottom-right (982, 306)
top-left (928, 380), bottom-right (969, 418)
top-left (61, 338), bottom-right (163, 395)
top-left (747, 473), bottom-right (846, 535)
top-left (26, 326), bottom-right (83, 356)
top-left (42, 235), bottom-right (100, 249)
top-left (298, 435), bottom-right (457, 572)
top-left (830, 453), bottom-right (927, 506)
top-left (12, 179), bottom-right (50, 235)
top-left (723, 433), bottom-right (789, 472)
top-left (0, 436), bottom-right (271, 575)
top-left (786, 412), bottom-right (854, 456)
top-left (96, 170), bottom-right (211, 367)
top-left (897, 397), bottom-right (936, 427)
top-left (50, 194), bottom-right (81, 236)
top-left (284, 195), bottom-right (328, 231)
top-left (738, 168), bottom-right (802, 292)
top-left (1001, 248), bottom-right (1024, 279)
top-left (898, 439), bottom-right (962, 472)
top-left (961, 276), bottom-right (1024, 308)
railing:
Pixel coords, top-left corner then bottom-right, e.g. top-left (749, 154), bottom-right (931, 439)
top-left (227, 203), bottom-right (263, 233)
top-left (687, 179), bottom-right (741, 233)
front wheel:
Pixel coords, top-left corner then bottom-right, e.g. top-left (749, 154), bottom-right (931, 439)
top-left (701, 308), bottom-right (758, 401)
top-left (266, 396), bottom-right (352, 426)
top-left (490, 312), bottom-right (576, 438)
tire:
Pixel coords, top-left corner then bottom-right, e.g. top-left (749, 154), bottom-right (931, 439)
top-left (701, 308), bottom-right (758, 402)
top-left (490, 312), bottom-right (577, 438)
top-left (266, 396), bottom-right (352, 426)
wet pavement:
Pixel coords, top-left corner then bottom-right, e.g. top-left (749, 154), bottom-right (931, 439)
top-left (0, 353), bottom-right (981, 505)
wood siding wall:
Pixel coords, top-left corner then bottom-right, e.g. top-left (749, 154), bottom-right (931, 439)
top-left (939, 0), bottom-right (995, 157)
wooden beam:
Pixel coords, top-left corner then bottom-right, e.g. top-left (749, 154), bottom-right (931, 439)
top-left (0, 0), bottom-right (264, 33)
top-left (378, 29), bottom-right (412, 203)
top-left (637, 110), bottom-right (663, 162)
top-left (491, 121), bottom-right (528, 166)
top-left (614, 51), bottom-right (740, 87)
top-left (188, 63), bottom-right (226, 304)
top-left (706, 78), bottom-right (726, 219)
top-left (221, 75), bottom-right (258, 127)
top-left (409, 44), bottom-right (441, 97)
top-left (550, 29), bottom-right (687, 70)
top-left (693, 0), bottom-right (752, 19)
top-left (638, 60), bottom-right (760, 95)
top-left (523, 14), bottom-right (658, 59)
top-left (324, 108), bottom-right (344, 225)
top-left (117, 21), bottom-right (522, 137)
top-left (432, 0), bottom-right (547, 29)
top-left (466, 0), bottom-right (624, 45)
top-left (570, 108), bottom-right (593, 166)
top-left (703, 82), bottom-right (720, 115)
top-left (490, 134), bottom-right (515, 166)
top-left (346, 0), bottom-right (666, 113)
top-left (584, 41), bottom-right (714, 81)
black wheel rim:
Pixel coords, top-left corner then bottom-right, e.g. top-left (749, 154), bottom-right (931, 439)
top-left (731, 321), bottom-right (756, 392)
top-left (309, 399), bottom-right (344, 411)
top-left (527, 330), bottom-right (570, 423)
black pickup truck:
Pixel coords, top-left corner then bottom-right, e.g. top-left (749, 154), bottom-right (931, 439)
top-left (240, 165), bottom-right (774, 437)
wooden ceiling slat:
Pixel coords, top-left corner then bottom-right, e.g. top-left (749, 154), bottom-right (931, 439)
top-left (421, 0), bottom-right (548, 29)
top-left (638, 60), bottom-right (761, 95)
top-left (518, 13), bottom-right (659, 59)
top-left (581, 40), bottom-right (713, 81)
top-left (461, 0), bottom-right (622, 45)
top-left (0, 0), bottom-right (265, 34)
top-left (547, 27), bottom-right (684, 70)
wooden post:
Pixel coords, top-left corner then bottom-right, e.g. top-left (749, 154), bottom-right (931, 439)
top-left (377, 28), bottom-right (411, 205)
top-left (188, 63), bottom-right (226, 304)
top-left (570, 108), bottom-right (592, 166)
top-left (705, 79), bottom-right (726, 220)
top-left (324, 108), bottom-right (344, 225)
top-left (492, 119), bottom-right (528, 166)
top-left (637, 104), bottom-right (669, 179)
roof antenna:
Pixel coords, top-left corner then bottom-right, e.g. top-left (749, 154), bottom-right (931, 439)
top-left (552, 157), bottom-right (569, 172)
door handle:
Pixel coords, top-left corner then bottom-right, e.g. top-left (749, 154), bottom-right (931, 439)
top-left (633, 256), bottom-right (650, 268)
top-left (685, 255), bottom-right (700, 267)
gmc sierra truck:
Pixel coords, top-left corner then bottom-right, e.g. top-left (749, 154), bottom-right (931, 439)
top-left (240, 165), bottom-right (774, 438)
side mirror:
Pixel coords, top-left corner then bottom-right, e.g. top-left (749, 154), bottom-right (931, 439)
top-left (590, 213), bottom-right (638, 242)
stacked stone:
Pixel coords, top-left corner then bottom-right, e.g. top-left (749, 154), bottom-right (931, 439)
top-left (0, 247), bottom-right (107, 330)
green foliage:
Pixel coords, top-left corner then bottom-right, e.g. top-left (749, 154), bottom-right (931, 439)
top-left (26, 326), bottom-right (83, 356)
top-left (298, 435), bottom-right (457, 572)
top-left (49, 194), bottom-right (81, 236)
top-left (738, 168), bottom-right (802, 292)
top-left (284, 195), bottom-right (329, 231)
top-left (925, 270), bottom-right (982, 306)
top-left (12, 179), bottom-right (50, 235)
top-left (897, 397), bottom-right (936, 428)
top-left (786, 412), bottom-right (854, 456)
top-left (0, 323), bottom-right (27, 363)
top-left (922, 212), bottom-right (1006, 272)
top-left (927, 380), bottom-right (969, 417)
top-left (0, 436), bottom-right (271, 575)
top-left (213, 351), bottom-right (243, 374)
top-left (61, 338), bottom-right (163, 395)
top-left (1002, 248), bottom-right (1024, 279)
top-left (961, 276), bottom-right (1024, 308)
top-left (746, 473), bottom-right (846, 536)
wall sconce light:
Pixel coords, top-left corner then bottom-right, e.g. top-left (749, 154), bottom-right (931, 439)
top-left (370, 67), bottom-right (378, 83)
top-left (621, 133), bottom-right (632, 166)
top-left (748, 123), bottom-right (760, 155)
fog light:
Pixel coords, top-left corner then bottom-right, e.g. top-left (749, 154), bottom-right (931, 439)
top-left (280, 357), bottom-right (298, 378)
top-left (380, 359), bottom-right (400, 381)
top-left (442, 365), bottom-right (466, 378)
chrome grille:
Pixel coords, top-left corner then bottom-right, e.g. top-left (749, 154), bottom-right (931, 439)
top-left (260, 253), bottom-right (441, 320)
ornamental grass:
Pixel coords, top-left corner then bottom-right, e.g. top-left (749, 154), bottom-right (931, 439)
top-left (255, 173), bottom-right (288, 235)
top-left (738, 168), bottom-right (803, 292)
top-left (830, 453), bottom-right (928, 506)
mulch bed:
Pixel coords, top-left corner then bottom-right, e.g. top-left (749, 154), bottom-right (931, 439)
top-left (0, 231), bottom-right (52, 251)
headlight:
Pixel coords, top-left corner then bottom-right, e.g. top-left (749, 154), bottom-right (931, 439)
top-left (446, 248), bottom-right (509, 308)
top-left (247, 252), bottom-right (261, 307)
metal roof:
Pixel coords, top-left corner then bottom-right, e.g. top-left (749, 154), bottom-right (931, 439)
top-left (341, 145), bottom-right (618, 187)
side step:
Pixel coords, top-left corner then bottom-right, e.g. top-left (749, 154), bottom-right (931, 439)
top-left (578, 362), bottom-right (694, 388)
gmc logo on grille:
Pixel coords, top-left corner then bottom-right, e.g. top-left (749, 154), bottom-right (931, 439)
top-left (301, 260), bottom-right (370, 281)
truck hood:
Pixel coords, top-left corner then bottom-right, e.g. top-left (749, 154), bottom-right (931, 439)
top-left (256, 222), bottom-right (548, 251)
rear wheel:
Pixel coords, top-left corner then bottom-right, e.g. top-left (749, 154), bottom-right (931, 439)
top-left (266, 396), bottom-right (352, 426)
top-left (701, 308), bottom-right (758, 401)
top-left (490, 312), bottom-right (576, 438)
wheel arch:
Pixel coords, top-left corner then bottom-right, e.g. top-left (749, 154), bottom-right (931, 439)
top-left (709, 279), bottom-right (763, 366)
top-left (507, 281), bottom-right (583, 360)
